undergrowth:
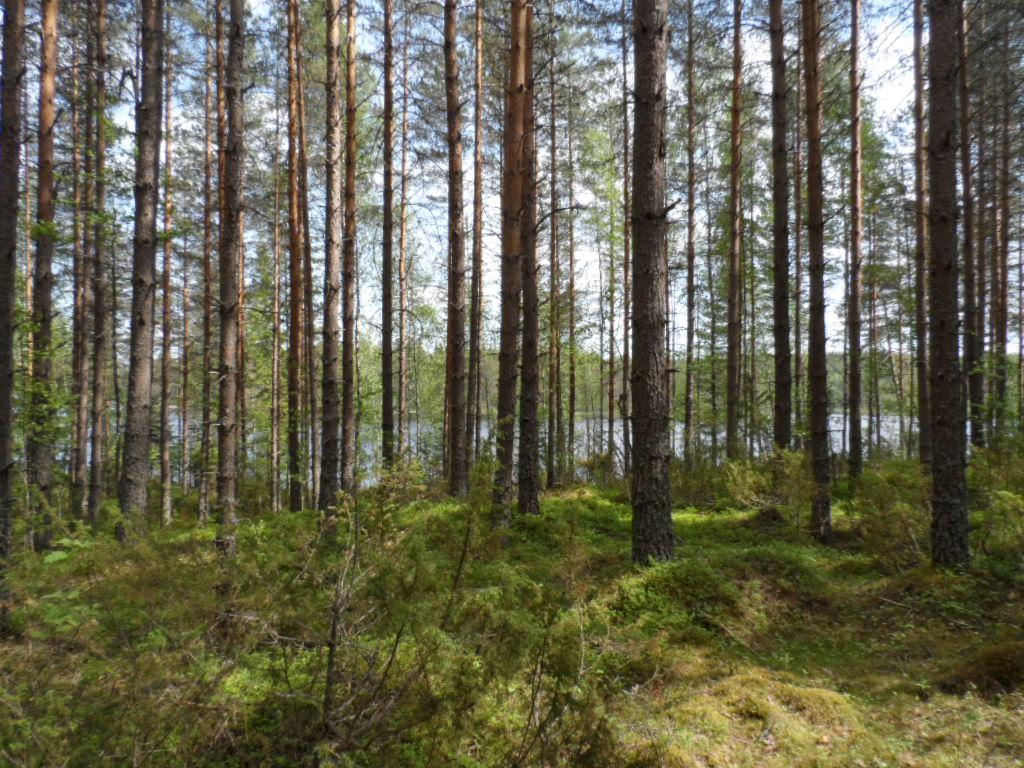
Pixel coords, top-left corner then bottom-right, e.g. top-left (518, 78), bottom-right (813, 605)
top-left (1, 457), bottom-right (1022, 767)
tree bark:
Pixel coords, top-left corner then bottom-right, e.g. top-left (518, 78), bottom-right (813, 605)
top-left (119, 0), bottom-right (164, 521)
top-left (619, 0), bottom-right (632, 476)
top-left (517, 3), bottom-right (539, 516)
top-left (216, 0), bottom-right (245, 528)
top-left (467, 0), bottom-right (485, 464)
top-left (26, 0), bottom-right (59, 547)
top-left (912, 0), bottom-right (931, 464)
top-left (286, 0), bottom-right (304, 510)
top-left (398, 13), bottom-right (410, 457)
top-left (492, 0), bottom-right (528, 525)
top-left (160, 47), bottom-right (174, 525)
top-left (769, 0), bottom-right (790, 451)
top-left (927, 0), bottom-right (967, 569)
top-left (444, 0), bottom-right (468, 496)
top-left (70, 32), bottom-right (91, 519)
top-left (802, 0), bottom-right (831, 539)
top-left (380, 0), bottom-right (396, 469)
top-left (198, 0), bottom-right (215, 522)
top-left (631, 0), bottom-right (674, 564)
top-left (88, 0), bottom-right (109, 525)
top-left (847, 0), bottom-right (863, 477)
top-left (957, 0), bottom-right (981, 448)
top-left (319, 0), bottom-right (343, 508)
top-left (0, 0), bottom-right (25, 556)
top-left (341, 0), bottom-right (358, 492)
top-left (683, 0), bottom-right (697, 464)
top-left (566, 89), bottom-right (577, 475)
top-left (725, 0), bottom-right (743, 460)
top-left (546, 14), bottom-right (560, 489)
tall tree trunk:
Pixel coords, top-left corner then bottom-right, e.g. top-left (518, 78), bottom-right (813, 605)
top-left (467, 0), bottom-right (485, 463)
top-left (619, 0), bottom-right (632, 475)
top-left (769, 0), bottom-right (790, 451)
top-left (793, 45), bottom-right (804, 443)
top-left (492, 0), bottom-right (528, 525)
top-left (297, 47), bottom-right (318, 504)
top-left (848, 0), bottom-right (863, 477)
top-left (993, 26), bottom-right (1010, 439)
top-left (546, 15), bottom-right (560, 489)
top-left (631, 0), bottom-right (674, 564)
top-left (607, 208), bottom-right (616, 474)
top-left (682, 0), bottom-right (696, 464)
top-left (912, 0), bottom-right (931, 463)
top-left (160, 48), bottom-right (174, 525)
top-left (958, 0), bottom-right (981, 448)
top-left (217, 0), bottom-right (244, 528)
top-left (517, 3), bottom-right (539, 516)
top-left (0, 0), bottom-right (26, 556)
top-left (198, 0), bottom-right (215, 522)
top-left (444, 0), bottom-right (468, 496)
top-left (566, 89), bottom-right (577, 474)
top-left (26, 0), bottom-right (59, 547)
top-left (380, 0), bottom-right (396, 468)
top-left (398, 12), bottom-right (410, 457)
top-left (927, 0), bottom-right (967, 569)
top-left (286, 0), bottom-right (304, 510)
top-left (803, 0), bottom-right (831, 539)
top-left (119, 0), bottom-right (164, 522)
top-left (271, 66), bottom-right (283, 513)
top-left (319, 0), bottom-right (343, 508)
top-left (725, 0), bottom-right (743, 460)
top-left (88, 0), bottom-right (109, 525)
top-left (340, 0), bottom-right (358, 492)
top-left (70, 33), bottom-right (91, 519)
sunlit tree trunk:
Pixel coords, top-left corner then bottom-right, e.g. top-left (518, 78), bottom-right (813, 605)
top-left (518, 3), bottom-right (540, 515)
top-left (467, 0), bottom-right (485, 463)
top-left (286, 0), bottom-right (304, 510)
top-left (380, 0), bottom-right (396, 468)
top-left (0, 0), bottom-right (26, 556)
top-left (119, 0), bottom-right (164, 522)
top-left (26, 0), bottom-right (59, 547)
top-left (319, 0), bottom-right (343, 508)
top-left (631, 0), bottom-right (674, 563)
top-left (217, 0), bottom-right (245, 528)
top-left (769, 0), bottom-right (790, 451)
top-left (492, 0), bottom-right (528, 525)
top-left (341, 0), bottom-right (359, 492)
top-left (848, 0), bottom-right (863, 477)
top-left (802, 0), bottom-right (831, 539)
top-left (160, 47), bottom-right (174, 525)
top-left (444, 0), bottom-right (468, 495)
top-left (725, 0), bottom-right (743, 460)
top-left (912, 0), bottom-right (931, 463)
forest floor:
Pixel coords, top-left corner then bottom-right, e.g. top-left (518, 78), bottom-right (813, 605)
top-left (1, 470), bottom-right (1023, 767)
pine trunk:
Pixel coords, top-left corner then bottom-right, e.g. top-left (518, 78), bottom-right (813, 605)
top-left (927, 0), bottom-right (967, 569)
top-left (444, 0), bottom-right (468, 496)
top-left (725, 0), bottom-right (743, 460)
top-left (492, 0), bottom-right (528, 525)
top-left (0, 0), bottom-right (25, 556)
top-left (769, 0), bottom-right (790, 451)
top-left (319, 0), bottom-right (343, 508)
top-left (517, 4), bottom-right (539, 516)
top-left (630, 0), bottom-right (674, 564)
top-left (802, 0), bottom-right (831, 539)
top-left (216, 0), bottom-right (245, 528)
top-left (119, 0), bottom-right (164, 521)
top-left (341, 0), bottom-right (358, 492)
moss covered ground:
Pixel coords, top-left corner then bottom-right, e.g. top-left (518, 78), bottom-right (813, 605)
top-left (1, 467), bottom-right (1022, 767)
